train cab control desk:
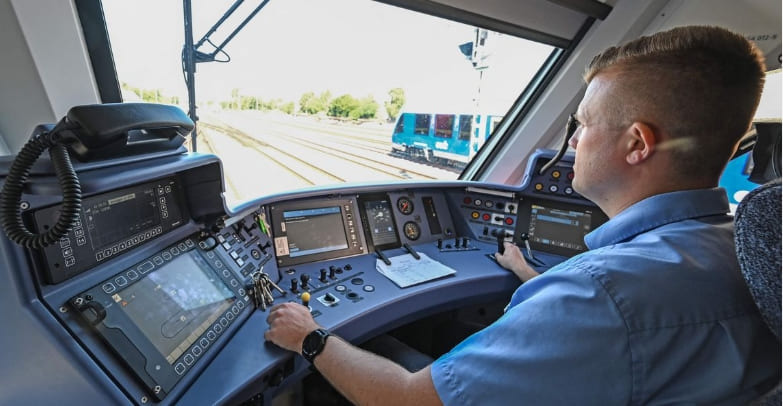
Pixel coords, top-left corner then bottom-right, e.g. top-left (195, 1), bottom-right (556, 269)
top-left (0, 149), bottom-right (605, 405)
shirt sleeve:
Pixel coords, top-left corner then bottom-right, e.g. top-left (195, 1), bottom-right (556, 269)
top-left (430, 264), bottom-right (632, 405)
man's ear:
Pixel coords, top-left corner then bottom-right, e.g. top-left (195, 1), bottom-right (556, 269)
top-left (625, 121), bottom-right (657, 165)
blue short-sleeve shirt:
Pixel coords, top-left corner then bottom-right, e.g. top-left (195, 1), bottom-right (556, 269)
top-left (431, 188), bottom-right (780, 405)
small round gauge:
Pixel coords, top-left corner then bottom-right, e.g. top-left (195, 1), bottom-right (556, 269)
top-left (403, 221), bottom-right (421, 241)
top-left (397, 196), bottom-right (414, 215)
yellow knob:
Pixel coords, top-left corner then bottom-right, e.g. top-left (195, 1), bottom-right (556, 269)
top-left (301, 292), bottom-right (311, 304)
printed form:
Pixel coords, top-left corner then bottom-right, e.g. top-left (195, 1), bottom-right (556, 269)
top-left (376, 253), bottom-right (457, 288)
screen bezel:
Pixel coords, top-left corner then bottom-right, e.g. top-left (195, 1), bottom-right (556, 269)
top-left (358, 193), bottom-right (401, 251)
top-left (71, 240), bottom-right (249, 400)
top-left (515, 197), bottom-right (608, 257)
top-left (270, 198), bottom-right (364, 267)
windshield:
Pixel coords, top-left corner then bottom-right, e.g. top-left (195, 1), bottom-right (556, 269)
top-left (103, 0), bottom-right (556, 206)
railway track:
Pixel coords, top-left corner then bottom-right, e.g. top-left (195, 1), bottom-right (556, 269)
top-left (202, 120), bottom-right (426, 181)
top-left (200, 118), bottom-right (455, 183)
top-left (211, 113), bottom-right (463, 174)
top-left (200, 122), bottom-right (346, 185)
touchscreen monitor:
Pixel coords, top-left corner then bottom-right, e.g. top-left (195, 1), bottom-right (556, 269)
top-left (115, 251), bottom-right (235, 364)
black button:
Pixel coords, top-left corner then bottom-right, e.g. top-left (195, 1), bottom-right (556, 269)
top-left (351, 278), bottom-right (363, 285)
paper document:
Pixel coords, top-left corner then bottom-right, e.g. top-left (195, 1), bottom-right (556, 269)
top-left (376, 253), bottom-right (457, 288)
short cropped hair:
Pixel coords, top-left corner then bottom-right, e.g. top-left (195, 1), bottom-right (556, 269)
top-left (584, 25), bottom-right (766, 180)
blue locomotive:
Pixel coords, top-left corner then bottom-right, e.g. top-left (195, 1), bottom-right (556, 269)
top-left (391, 112), bottom-right (503, 166)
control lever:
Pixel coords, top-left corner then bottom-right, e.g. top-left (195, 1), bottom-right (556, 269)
top-left (301, 292), bottom-right (311, 310)
top-left (496, 231), bottom-right (506, 255)
top-left (403, 243), bottom-right (420, 260)
top-left (300, 274), bottom-right (310, 290)
top-left (375, 247), bottom-right (391, 265)
top-left (519, 233), bottom-right (545, 267)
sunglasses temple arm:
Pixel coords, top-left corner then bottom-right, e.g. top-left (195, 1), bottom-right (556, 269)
top-left (538, 117), bottom-right (578, 175)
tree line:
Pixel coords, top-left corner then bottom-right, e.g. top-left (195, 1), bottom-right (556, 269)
top-left (120, 83), bottom-right (406, 121)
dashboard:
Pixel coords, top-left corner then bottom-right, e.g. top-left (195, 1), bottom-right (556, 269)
top-left (0, 149), bottom-right (606, 405)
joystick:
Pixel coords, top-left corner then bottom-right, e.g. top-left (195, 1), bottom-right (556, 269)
top-left (301, 292), bottom-right (310, 308)
top-left (300, 274), bottom-right (310, 290)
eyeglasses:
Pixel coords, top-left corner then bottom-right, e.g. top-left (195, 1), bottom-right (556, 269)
top-left (565, 113), bottom-right (581, 142)
top-left (538, 112), bottom-right (580, 175)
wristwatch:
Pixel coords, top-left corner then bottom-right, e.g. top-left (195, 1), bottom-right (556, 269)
top-left (302, 328), bottom-right (331, 363)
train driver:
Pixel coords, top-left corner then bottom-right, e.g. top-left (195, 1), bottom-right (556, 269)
top-left (265, 25), bottom-right (780, 404)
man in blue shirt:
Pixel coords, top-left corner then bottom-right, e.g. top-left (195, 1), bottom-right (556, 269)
top-left (265, 25), bottom-right (780, 404)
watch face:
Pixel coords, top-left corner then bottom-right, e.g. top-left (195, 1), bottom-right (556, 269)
top-left (302, 328), bottom-right (329, 361)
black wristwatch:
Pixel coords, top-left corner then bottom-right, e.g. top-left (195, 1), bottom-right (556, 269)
top-left (302, 328), bottom-right (331, 363)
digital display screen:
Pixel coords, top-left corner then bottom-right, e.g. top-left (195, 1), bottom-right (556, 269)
top-left (528, 204), bottom-right (592, 252)
top-left (84, 186), bottom-right (159, 250)
top-left (114, 252), bottom-right (235, 364)
top-left (363, 199), bottom-right (399, 247)
top-left (283, 206), bottom-right (349, 258)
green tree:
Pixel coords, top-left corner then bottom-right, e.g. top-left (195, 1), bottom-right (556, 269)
top-left (300, 90), bottom-right (332, 114)
top-left (329, 94), bottom-right (359, 117)
top-left (349, 95), bottom-right (378, 119)
top-left (384, 88), bottom-right (405, 121)
top-left (280, 101), bottom-right (295, 115)
top-left (299, 92), bottom-right (315, 113)
top-left (231, 88), bottom-right (240, 109)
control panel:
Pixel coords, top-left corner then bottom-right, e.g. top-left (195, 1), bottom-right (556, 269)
top-left (452, 188), bottom-right (519, 246)
top-left (70, 236), bottom-right (252, 400)
top-left (3, 149), bottom-right (608, 405)
top-left (32, 176), bottom-right (187, 283)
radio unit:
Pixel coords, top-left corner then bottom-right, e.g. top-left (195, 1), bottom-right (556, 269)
top-left (33, 176), bottom-right (186, 283)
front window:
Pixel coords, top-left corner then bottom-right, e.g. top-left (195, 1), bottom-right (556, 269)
top-left (414, 114), bottom-right (432, 135)
top-left (458, 115), bottom-right (473, 140)
top-left (103, 0), bottom-right (556, 206)
top-left (434, 115), bottom-right (454, 138)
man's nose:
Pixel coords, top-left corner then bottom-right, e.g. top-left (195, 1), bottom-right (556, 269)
top-left (568, 130), bottom-right (580, 149)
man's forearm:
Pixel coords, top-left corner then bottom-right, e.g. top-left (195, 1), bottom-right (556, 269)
top-left (313, 335), bottom-right (442, 406)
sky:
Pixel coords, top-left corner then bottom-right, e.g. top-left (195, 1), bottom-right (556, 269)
top-left (102, 0), bottom-right (554, 115)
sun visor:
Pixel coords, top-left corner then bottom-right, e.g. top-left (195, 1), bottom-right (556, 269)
top-left (378, 0), bottom-right (612, 48)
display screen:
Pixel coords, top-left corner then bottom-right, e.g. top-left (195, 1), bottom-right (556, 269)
top-left (363, 199), bottom-right (399, 247)
top-left (84, 186), bottom-right (159, 250)
top-left (528, 204), bottom-right (592, 252)
top-left (114, 252), bottom-right (235, 364)
top-left (283, 206), bottom-right (349, 258)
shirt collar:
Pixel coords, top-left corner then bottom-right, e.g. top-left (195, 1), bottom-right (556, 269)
top-left (584, 188), bottom-right (730, 249)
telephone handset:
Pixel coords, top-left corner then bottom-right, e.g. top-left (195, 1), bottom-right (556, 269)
top-left (0, 103), bottom-right (194, 249)
top-left (60, 103), bottom-right (193, 161)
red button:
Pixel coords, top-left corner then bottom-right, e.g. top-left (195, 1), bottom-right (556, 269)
top-left (463, 196), bottom-right (472, 204)
top-left (505, 217), bottom-right (514, 225)
top-left (482, 213), bottom-right (491, 221)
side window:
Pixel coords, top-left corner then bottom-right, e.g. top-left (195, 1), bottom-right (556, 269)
top-left (458, 115), bottom-right (473, 140)
top-left (394, 114), bottom-right (406, 134)
top-left (435, 114), bottom-right (455, 138)
top-left (414, 114), bottom-right (431, 135)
